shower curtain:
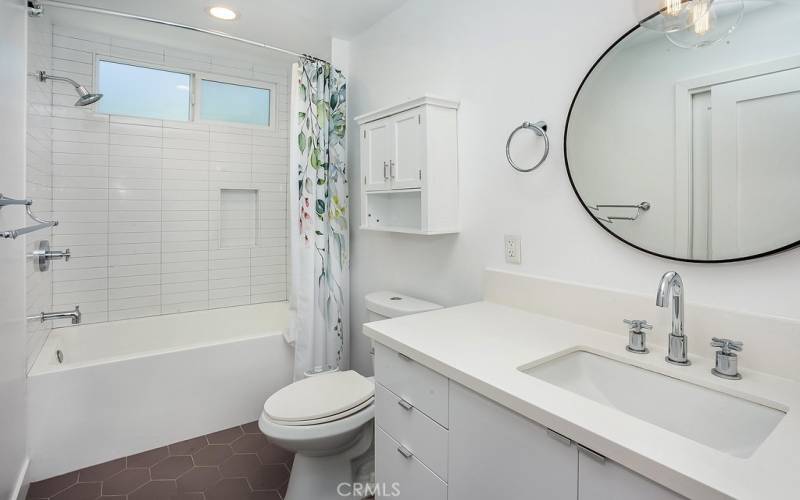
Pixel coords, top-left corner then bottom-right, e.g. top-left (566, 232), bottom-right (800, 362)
top-left (288, 58), bottom-right (349, 380)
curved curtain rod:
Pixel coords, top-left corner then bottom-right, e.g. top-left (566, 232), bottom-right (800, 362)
top-left (29, 0), bottom-right (330, 64)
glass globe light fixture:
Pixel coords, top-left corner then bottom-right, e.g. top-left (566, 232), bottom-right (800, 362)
top-left (666, 0), bottom-right (745, 49)
top-left (635, 0), bottom-right (716, 33)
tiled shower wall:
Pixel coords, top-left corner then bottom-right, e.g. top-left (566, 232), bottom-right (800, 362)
top-left (26, 17), bottom-right (54, 369)
top-left (40, 25), bottom-right (290, 327)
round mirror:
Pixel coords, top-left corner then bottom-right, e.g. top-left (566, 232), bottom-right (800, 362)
top-left (565, 1), bottom-right (800, 262)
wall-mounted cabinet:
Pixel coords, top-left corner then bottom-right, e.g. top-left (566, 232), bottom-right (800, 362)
top-left (355, 96), bottom-right (459, 235)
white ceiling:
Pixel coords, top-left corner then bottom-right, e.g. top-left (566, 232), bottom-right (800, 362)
top-left (45, 0), bottom-right (407, 59)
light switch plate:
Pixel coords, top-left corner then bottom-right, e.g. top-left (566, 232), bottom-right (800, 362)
top-left (504, 234), bottom-right (521, 264)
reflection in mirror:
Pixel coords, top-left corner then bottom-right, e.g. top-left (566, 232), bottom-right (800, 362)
top-left (566, 0), bottom-right (800, 262)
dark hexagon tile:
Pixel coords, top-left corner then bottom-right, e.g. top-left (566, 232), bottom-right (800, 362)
top-left (129, 480), bottom-right (177, 500)
top-left (205, 478), bottom-right (252, 500)
top-left (193, 444), bottom-right (233, 466)
top-left (97, 497), bottom-right (125, 500)
top-left (248, 464), bottom-right (289, 491)
top-left (278, 480), bottom-right (288, 498)
top-left (220, 454), bottom-right (262, 479)
top-left (169, 436), bottom-right (208, 456)
top-left (207, 426), bottom-right (243, 445)
top-left (102, 468), bottom-right (150, 496)
top-left (28, 471), bottom-right (79, 498)
top-left (78, 458), bottom-right (126, 482)
top-left (51, 482), bottom-right (101, 500)
top-left (176, 466), bottom-right (221, 493)
top-left (231, 434), bottom-right (269, 453)
top-left (151, 456), bottom-right (193, 480)
top-left (256, 443), bottom-right (293, 465)
top-left (241, 421), bottom-right (260, 434)
top-left (248, 491), bottom-right (282, 500)
top-left (170, 494), bottom-right (205, 500)
top-left (127, 446), bottom-right (168, 468)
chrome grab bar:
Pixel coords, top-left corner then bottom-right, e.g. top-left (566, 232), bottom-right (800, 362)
top-left (588, 201), bottom-right (651, 224)
top-left (0, 194), bottom-right (58, 239)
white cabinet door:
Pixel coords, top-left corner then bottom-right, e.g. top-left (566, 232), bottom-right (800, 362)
top-left (578, 451), bottom-right (684, 500)
top-left (709, 68), bottom-right (800, 258)
top-left (390, 110), bottom-right (424, 189)
top-left (448, 383), bottom-right (578, 500)
top-left (362, 119), bottom-right (392, 192)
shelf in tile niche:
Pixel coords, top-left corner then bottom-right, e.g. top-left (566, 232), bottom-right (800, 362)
top-left (219, 188), bottom-right (258, 248)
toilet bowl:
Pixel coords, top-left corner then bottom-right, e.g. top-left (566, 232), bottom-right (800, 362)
top-left (260, 292), bottom-right (442, 500)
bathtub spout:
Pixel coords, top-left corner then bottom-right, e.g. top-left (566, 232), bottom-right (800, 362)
top-left (28, 305), bottom-right (81, 325)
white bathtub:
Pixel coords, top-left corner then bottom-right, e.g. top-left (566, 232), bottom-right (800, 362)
top-left (27, 302), bottom-right (293, 481)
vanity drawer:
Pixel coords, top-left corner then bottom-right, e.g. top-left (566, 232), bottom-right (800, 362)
top-left (376, 383), bottom-right (448, 481)
top-left (375, 426), bottom-right (447, 500)
top-left (374, 343), bottom-right (449, 427)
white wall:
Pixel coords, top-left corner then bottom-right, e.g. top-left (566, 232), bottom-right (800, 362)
top-left (38, 24), bottom-right (290, 327)
top-left (26, 15), bottom-right (54, 371)
top-left (347, 0), bottom-right (800, 375)
top-left (0, 0), bottom-right (30, 496)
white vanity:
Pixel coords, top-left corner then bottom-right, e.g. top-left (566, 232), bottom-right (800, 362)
top-left (373, 343), bottom-right (682, 500)
top-left (363, 271), bottom-right (800, 500)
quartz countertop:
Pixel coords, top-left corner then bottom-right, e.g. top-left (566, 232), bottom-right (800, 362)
top-left (363, 301), bottom-right (800, 500)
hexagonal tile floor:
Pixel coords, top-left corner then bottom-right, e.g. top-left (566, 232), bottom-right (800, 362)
top-left (27, 421), bottom-right (293, 500)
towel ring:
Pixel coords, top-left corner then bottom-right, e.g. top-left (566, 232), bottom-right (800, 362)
top-left (506, 121), bottom-right (549, 173)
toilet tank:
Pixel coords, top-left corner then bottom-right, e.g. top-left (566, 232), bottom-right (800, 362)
top-left (365, 291), bottom-right (442, 322)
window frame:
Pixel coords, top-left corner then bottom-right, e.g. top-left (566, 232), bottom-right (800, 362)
top-left (94, 55), bottom-right (278, 133)
top-left (195, 74), bottom-right (276, 131)
top-left (95, 57), bottom-right (195, 123)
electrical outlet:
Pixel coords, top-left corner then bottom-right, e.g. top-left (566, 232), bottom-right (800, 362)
top-left (504, 235), bottom-right (521, 264)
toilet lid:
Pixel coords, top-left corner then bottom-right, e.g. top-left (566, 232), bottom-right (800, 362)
top-left (264, 370), bottom-right (375, 423)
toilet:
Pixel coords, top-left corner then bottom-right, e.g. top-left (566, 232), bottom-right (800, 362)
top-left (259, 291), bottom-right (442, 500)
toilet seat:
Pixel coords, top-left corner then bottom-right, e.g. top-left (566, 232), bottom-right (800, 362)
top-left (264, 370), bottom-right (375, 425)
top-left (269, 396), bottom-right (374, 426)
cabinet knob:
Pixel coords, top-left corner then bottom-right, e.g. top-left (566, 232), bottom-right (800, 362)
top-left (396, 446), bottom-right (414, 459)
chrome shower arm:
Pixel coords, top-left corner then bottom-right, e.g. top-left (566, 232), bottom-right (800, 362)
top-left (36, 70), bottom-right (80, 89)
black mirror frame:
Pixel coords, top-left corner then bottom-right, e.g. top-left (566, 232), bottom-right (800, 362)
top-left (563, 22), bottom-right (800, 264)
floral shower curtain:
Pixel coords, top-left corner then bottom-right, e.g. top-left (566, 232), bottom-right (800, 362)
top-left (288, 58), bottom-right (348, 380)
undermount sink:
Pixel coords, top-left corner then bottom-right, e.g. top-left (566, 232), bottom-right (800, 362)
top-left (521, 350), bottom-right (786, 458)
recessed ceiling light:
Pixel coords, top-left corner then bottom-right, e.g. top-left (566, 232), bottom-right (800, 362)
top-left (208, 6), bottom-right (238, 21)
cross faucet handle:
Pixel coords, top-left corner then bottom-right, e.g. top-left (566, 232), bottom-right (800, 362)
top-left (623, 319), bottom-right (653, 332)
top-left (711, 337), bottom-right (743, 354)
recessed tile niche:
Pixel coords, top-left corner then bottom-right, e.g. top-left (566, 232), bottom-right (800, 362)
top-left (220, 189), bottom-right (259, 248)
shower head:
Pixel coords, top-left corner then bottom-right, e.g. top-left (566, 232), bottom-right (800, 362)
top-left (74, 87), bottom-right (103, 107)
top-left (36, 70), bottom-right (103, 107)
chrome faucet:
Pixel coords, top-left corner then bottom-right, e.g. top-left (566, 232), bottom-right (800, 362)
top-left (28, 305), bottom-right (81, 325)
top-left (655, 272), bottom-right (690, 366)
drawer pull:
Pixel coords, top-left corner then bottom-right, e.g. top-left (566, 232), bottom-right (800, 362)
top-left (577, 444), bottom-right (607, 464)
top-left (397, 399), bottom-right (414, 411)
top-left (546, 428), bottom-right (573, 447)
top-left (397, 352), bottom-right (413, 361)
top-left (397, 445), bottom-right (414, 459)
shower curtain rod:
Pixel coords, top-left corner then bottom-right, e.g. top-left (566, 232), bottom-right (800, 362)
top-left (28, 0), bottom-right (330, 64)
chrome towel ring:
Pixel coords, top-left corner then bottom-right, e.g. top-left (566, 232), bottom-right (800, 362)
top-left (506, 121), bottom-right (549, 172)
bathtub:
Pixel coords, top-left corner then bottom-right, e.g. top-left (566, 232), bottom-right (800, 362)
top-left (27, 302), bottom-right (293, 481)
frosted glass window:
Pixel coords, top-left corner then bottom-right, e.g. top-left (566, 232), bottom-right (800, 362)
top-left (97, 61), bottom-right (191, 121)
top-left (200, 79), bottom-right (270, 126)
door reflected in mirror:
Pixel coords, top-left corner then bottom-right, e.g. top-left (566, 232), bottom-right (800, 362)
top-left (566, 1), bottom-right (800, 262)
